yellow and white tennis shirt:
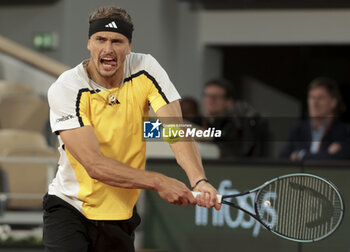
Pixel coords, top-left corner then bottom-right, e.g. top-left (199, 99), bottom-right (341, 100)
top-left (48, 53), bottom-right (180, 220)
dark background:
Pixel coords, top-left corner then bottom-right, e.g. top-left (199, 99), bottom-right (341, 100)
top-left (182, 0), bottom-right (350, 9)
top-left (221, 45), bottom-right (350, 121)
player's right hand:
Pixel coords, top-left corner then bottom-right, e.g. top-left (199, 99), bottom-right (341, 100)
top-left (154, 175), bottom-right (196, 207)
top-left (193, 182), bottom-right (221, 211)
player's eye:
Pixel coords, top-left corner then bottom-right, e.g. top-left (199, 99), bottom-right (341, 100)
top-left (96, 37), bottom-right (106, 42)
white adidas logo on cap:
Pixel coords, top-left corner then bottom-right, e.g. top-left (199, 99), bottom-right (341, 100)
top-left (105, 21), bottom-right (118, 29)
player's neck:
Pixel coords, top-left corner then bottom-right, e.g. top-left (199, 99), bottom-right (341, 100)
top-left (86, 61), bottom-right (124, 89)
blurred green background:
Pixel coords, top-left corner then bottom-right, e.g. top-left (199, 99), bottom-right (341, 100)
top-left (143, 159), bottom-right (348, 252)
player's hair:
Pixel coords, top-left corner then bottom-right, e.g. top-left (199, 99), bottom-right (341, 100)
top-left (308, 77), bottom-right (346, 116)
top-left (204, 78), bottom-right (235, 100)
top-left (89, 6), bottom-right (134, 31)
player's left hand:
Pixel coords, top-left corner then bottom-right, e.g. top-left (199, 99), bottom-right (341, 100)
top-left (193, 182), bottom-right (221, 210)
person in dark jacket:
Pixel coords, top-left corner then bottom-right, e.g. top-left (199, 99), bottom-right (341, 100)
top-left (279, 77), bottom-right (350, 160)
top-left (201, 78), bottom-right (267, 158)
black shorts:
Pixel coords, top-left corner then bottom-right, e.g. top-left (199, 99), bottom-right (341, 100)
top-left (42, 193), bottom-right (141, 252)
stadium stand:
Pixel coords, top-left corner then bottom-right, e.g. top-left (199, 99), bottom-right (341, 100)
top-left (0, 81), bottom-right (35, 100)
top-left (0, 129), bottom-right (57, 209)
top-left (0, 95), bottom-right (49, 133)
top-left (1, 146), bottom-right (57, 209)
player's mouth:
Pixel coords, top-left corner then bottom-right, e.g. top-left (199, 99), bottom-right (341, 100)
top-left (100, 56), bottom-right (117, 71)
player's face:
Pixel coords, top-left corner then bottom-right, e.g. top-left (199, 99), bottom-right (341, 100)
top-left (308, 86), bottom-right (337, 118)
top-left (203, 85), bottom-right (231, 116)
top-left (87, 32), bottom-right (131, 78)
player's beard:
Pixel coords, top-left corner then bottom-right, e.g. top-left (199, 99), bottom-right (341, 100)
top-left (93, 52), bottom-right (122, 79)
top-left (94, 59), bottom-right (119, 79)
top-left (95, 64), bottom-right (118, 78)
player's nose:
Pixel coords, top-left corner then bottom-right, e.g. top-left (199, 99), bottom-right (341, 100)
top-left (102, 41), bottom-right (114, 54)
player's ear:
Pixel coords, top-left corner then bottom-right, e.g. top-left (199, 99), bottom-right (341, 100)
top-left (127, 42), bottom-right (131, 54)
top-left (87, 39), bottom-right (91, 51)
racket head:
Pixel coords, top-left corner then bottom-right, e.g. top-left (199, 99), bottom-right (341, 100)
top-left (254, 173), bottom-right (344, 242)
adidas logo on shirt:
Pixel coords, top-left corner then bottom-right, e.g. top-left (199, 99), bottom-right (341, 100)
top-left (105, 21), bottom-right (118, 29)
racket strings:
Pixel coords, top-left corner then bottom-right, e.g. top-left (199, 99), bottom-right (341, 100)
top-left (256, 175), bottom-right (342, 241)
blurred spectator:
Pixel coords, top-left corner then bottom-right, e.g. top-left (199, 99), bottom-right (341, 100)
top-left (201, 78), bottom-right (267, 158)
top-left (279, 77), bottom-right (350, 160)
top-left (180, 97), bottom-right (203, 126)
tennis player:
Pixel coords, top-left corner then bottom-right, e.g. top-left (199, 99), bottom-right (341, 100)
top-left (43, 6), bottom-right (220, 252)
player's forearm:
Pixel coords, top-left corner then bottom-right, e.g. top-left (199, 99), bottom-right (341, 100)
top-left (86, 154), bottom-right (162, 190)
top-left (169, 140), bottom-right (206, 187)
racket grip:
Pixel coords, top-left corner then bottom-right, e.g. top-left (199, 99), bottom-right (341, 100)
top-left (192, 191), bottom-right (223, 204)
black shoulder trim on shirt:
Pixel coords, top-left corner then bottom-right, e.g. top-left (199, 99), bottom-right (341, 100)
top-left (76, 88), bottom-right (95, 127)
top-left (124, 70), bottom-right (170, 104)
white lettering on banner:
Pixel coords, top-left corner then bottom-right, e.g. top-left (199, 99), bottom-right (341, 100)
top-left (186, 128), bottom-right (196, 137)
top-left (161, 128), bottom-right (222, 138)
top-left (195, 180), bottom-right (278, 238)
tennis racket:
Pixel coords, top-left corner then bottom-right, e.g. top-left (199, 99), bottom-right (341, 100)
top-left (192, 173), bottom-right (344, 242)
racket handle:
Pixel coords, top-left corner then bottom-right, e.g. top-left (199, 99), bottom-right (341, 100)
top-left (192, 191), bottom-right (223, 204)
